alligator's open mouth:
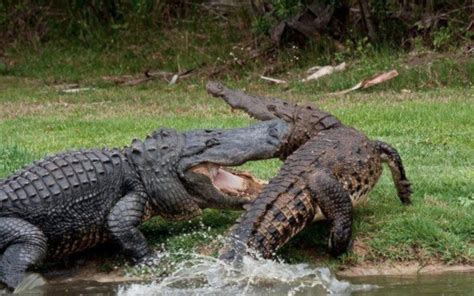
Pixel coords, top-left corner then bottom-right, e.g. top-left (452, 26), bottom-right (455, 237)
top-left (189, 163), bottom-right (264, 198)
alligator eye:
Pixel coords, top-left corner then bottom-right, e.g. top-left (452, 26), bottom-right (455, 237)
top-left (267, 105), bottom-right (276, 112)
top-left (161, 145), bottom-right (169, 150)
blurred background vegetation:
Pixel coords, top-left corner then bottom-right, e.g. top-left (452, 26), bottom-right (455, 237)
top-left (1, 1), bottom-right (472, 80)
top-left (1, 0), bottom-right (472, 47)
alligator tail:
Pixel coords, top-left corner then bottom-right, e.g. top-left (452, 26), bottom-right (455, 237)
top-left (248, 190), bottom-right (316, 258)
top-left (219, 175), bottom-right (315, 261)
top-left (375, 141), bottom-right (412, 204)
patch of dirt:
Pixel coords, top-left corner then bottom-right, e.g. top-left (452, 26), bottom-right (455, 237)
top-left (404, 50), bottom-right (471, 68)
top-left (337, 262), bottom-right (474, 277)
top-left (35, 245), bottom-right (142, 284)
top-left (351, 239), bottom-right (370, 258)
top-left (42, 252), bottom-right (474, 284)
top-left (45, 260), bottom-right (139, 284)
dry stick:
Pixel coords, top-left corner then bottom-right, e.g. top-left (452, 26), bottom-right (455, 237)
top-left (260, 76), bottom-right (288, 84)
top-left (116, 64), bottom-right (203, 86)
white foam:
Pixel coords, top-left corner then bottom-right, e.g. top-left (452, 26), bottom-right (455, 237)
top-left (117, 251), bottom-right (372, 296)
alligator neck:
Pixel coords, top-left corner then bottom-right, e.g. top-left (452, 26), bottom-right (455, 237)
top-left (279, 108), bottom-right (342, 160)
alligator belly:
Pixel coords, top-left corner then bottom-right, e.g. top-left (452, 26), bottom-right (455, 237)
top-left (46, 228), bottom-right (110, 258)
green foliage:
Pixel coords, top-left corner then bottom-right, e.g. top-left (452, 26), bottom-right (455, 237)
top-left (272, 0), bottom-right (303, 18)
top-left (253, 15), bottom-right (273, 35)
top-left (0, 144), bottom-right (38, 178)
top-left (432, 26), bottom-right (455, 51)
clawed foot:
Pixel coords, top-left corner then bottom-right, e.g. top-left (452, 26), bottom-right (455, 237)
top-left (328, 232), bottom-right (352, 257)
top-left (12, 273), bottom-right (46, 294)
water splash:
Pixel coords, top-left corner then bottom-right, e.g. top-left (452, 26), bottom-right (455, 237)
top-left (118, 251), bottom-right (375, 296)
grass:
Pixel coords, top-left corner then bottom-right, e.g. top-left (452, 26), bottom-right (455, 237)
top-left (1, 26), bottom-right (473, 270)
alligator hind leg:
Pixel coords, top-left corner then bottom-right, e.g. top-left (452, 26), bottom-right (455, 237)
top-left (0, 218), bottom-right (47, 290)
top-left (375, 141), bottom-right (412, 204)
top-left (307, 171), bottom-right (353, 257)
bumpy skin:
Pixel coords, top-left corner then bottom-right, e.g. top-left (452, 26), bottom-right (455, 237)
top-left (206, 82), bottom-right (412, 261)
top-left (0, 120), bottom-right (291, 290)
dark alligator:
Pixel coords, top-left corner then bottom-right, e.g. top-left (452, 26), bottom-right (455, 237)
top-left (206, 81), bottom-right (412, 261)
top-left (0, 120), bottom-right (292, 290)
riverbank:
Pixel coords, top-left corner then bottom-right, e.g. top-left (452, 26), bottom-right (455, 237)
top-left (41, 254), bottom-right (474, 284)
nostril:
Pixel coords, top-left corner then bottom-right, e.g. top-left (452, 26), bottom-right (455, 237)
top-left (268, 127), bottom-right (278, 138)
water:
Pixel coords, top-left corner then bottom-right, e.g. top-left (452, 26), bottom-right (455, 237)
top-left (118, 253), bottom-right (373, 296)
top-left (348, 272), bottom-right (474, 296)
top-left (1, 253), bottom-right (472, 295)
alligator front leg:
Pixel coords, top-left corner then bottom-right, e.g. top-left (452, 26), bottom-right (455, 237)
top-left (107, 192), bottom-right (152, 262)
top-left (0, 218), bottom-right (47, 290)
top-left (306, 171), bottom-right (353, 257)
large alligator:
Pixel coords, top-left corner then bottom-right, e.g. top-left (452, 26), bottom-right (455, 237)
top-left (206, 82), bottom-right (412, 261)
top-left (0, 119), bottom-right (292, 290)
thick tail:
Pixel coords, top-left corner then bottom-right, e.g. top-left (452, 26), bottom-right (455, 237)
top-left (219, 177), bottom-right (316, 262)
top-left (375, 141), bottom-right (412, 204)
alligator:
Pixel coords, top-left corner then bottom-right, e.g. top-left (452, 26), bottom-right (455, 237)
top-left (0, 119), bottom-right (293, 290)
top-left (206, 81), bottom-right (412, 261)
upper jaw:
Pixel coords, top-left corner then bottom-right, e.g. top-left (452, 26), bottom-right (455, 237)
top-left (177, 119), bottom-right (291, 173)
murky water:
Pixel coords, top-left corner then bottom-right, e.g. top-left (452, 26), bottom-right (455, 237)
top-left (2, 252), bottom-right (472, 296)
top-left (347, 272), bottom-right (474, 296)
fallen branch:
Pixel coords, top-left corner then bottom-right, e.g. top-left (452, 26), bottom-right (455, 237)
top-left (302, 62), bottom-right (347, 82)
top-left (61, 87), bottom-right (94, 94)
top-left (103, 65), bottom-right (202, 86)
top-left (260, 76), bottom-right (288, 84)
top-left (330, 69), bottom-right (399, 95)
top-left (54, 83), bottom-right (95, 94)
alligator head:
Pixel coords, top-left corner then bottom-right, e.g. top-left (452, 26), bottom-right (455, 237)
top-left (206, 81), bottom-right (341, 159)
top-left (178, 119), bottom-right (291, 210)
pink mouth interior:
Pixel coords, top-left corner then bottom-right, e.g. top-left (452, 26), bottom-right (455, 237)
top-left (190, 163), bottom-right (264, 197)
